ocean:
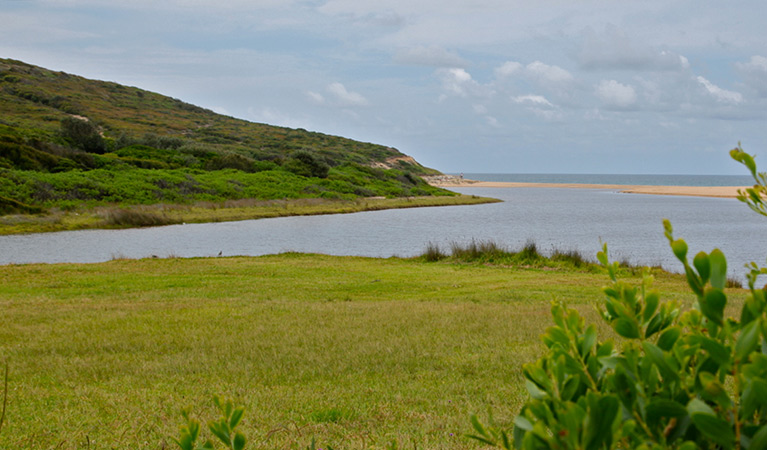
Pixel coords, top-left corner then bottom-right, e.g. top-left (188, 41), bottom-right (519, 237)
top-left (455, 173), bottom-right (754, 186)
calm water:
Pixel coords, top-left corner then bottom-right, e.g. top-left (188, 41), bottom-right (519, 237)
top-left (458, 173), bottom-right (754, 186)
top-left (1, 186), bottom-right (766, 282)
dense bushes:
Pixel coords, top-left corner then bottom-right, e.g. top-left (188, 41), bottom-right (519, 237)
top-left (60, 116), bottom-right (105, 153)
top-left (470, 146), bottom-right (767, 449)
top-left (283, 149), bottom-right (330, 178)
top-left (0, 163), bottom-right (453, 208)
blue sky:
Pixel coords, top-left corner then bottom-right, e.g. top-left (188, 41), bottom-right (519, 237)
top-left (3, 0), bottom-right (767, 174)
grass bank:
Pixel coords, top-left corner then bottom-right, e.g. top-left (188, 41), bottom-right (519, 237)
top-left (0, 253), bottom-right (737, 449)
top-left (0, 194), bottom-right (499, 235)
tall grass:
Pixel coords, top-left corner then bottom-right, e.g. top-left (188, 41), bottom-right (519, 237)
top-left (421, 239), bottom-right (593, 270)
top-left (102, 207), bottom-right (173, 227)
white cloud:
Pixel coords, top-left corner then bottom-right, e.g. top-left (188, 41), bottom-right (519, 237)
top-left (393, 46), bottom-right (467, 67)
top-left (578, 25), bottom-right (690, 72)
top-left (437, 68), bottom-right (483, 97)
top-left (525, 61), bottom-right (573, 84)
top-left (306, 91), bottom-right (325, 104)
top-left (596, 80), bottom-right (637, 109)
top-left (326, 82), bottom-right (369, 106)
top-left (736, 55), bottom-right (767, 97)
top-left (512, 94), bottom-right (554, 107)
top-left (472, 104), bottom-right (488, 114)
top-left (494, 61), bottom-right (522, 78)
top-left (696, 76), bottom-right (743, 104)
top-left (484, 115), bottom-right (499, 127)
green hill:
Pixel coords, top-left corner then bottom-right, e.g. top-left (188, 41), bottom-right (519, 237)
top-left (0, 58), bottom-right (452, 218)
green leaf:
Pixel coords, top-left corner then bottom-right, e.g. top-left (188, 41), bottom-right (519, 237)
top-left (709, 249), bottom-right (728, 290)
top-left (687, 398), bottom-right (716, 416)
top-left (741, 378), bottom-right (767, 418)
top-left (643, 292), bottom-right (659, 322)
top-left (209, 421), bottom-right (231, 445)
top-left (580, 325), bottom-right (598, 357)
top-left (645, 313), bottom-right (664, 338)
top-left (525, 379), bottom-right (547, 400)
top-left (695, 336), bottom-right (731, 367)
top-left (614, 318), bottom-right (640, 339)
top-left (750, 424), bottom-right (767, 450)
top-left (657, 326), bottom-right (681, 351)
top-left (544, 326), bottom-right (570, 348)
top-left (671, 239), bottom-right (688, 262)
top-left (736, 319), bottom-right (761, 362)
top-left (597, 244), bottom-right (609, 266)
top-left (585, 394), bottom-right (619, 450)
top-left (612, 367), bottom-right (637, 410)
top-left (663, 219), bottom-right (674, 241)
top-left (229, 407), bottom-right (245, 429)
top-left (233, 432), bottom-right (246, 450)
top-left (701, 288), bottom-right (727, 326)
top-left (513, 415), bottom-right (533, 431)
top-left (731, 147), bottom-right (758, 177)
top-left (699, 372), bottom-right (729, 406)
top-left (684, 265), bottom-right (704, 296)
top-left (642, 341), bottom-right (679, 383)
top-left (646, 399), bottom-right (688, 426)
top-left (693, 251), bottom-right (711, 283)
top-left (691, 413), bottom-right (734, 449)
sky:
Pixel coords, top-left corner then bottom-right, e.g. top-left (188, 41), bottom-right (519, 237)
top-left (2, 0), bottom-right (767, 174)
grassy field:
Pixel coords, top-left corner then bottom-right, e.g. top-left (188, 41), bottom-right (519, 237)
top-left (0, 253), bottom-right (741, 449)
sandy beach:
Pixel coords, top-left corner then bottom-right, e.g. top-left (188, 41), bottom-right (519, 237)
top-left (423, 176), bottom-right (747, 199)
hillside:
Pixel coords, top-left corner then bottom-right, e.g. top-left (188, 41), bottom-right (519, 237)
top-left (0, 58), bottom-right (452, 218)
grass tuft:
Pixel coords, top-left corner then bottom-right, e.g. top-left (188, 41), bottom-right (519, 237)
top-left (422, 242), bottom-right (447, 262)
top-left (550, 248), bottom-right (590, 268)
top-left (449, 239), bottom-right (506, 260)
top-left (102, 207), bottom-right (173, 227)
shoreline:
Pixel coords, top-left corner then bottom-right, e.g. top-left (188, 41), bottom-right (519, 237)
top-left (423, 176), bottom-right (747, 199)
top-left (0, 194), bottom-right (500, 236)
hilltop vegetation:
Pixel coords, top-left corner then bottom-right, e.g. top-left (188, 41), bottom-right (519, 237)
top-left (0, 58), bottom-right (458, 221)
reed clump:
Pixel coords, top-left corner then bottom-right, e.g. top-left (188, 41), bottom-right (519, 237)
top-left (419, 239), bottom-right (596, 271)
top-left (102, 207), bottom-right (173, 227)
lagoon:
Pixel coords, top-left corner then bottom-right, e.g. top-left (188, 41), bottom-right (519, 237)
top-left (1, 186), bottom-right (765, 281)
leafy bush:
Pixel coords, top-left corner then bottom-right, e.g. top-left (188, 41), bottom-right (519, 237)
top-left (205, 152), bottom-right (256, 172)
top-left (283, 149), bottom-right (330, 178)
top-left (60, 116), bottom-right (105, 154)
top-left (470, 146), bottom-right (767, 450)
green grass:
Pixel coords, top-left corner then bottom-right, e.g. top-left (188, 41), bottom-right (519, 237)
top-left (0, 253), bottom-right (731, 449)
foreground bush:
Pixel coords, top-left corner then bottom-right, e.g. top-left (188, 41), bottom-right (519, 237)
top-left (471, 145), bottom-right (767, 449)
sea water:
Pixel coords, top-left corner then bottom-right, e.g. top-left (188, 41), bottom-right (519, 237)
top-left (456, 173), bottom-right (754, 186)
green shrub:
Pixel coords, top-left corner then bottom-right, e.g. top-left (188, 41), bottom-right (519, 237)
top-left (283, 149), bottom-right (330, 178)
top-left (204, 152), bottom-right (256, 172)
top-left (470, 145), bottom-right (767, 450)
top-left (60, 116), bottom-right (106, 154)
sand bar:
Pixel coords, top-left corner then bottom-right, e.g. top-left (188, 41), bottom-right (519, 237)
top-left (423, 176), bottom-right (747, 199)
